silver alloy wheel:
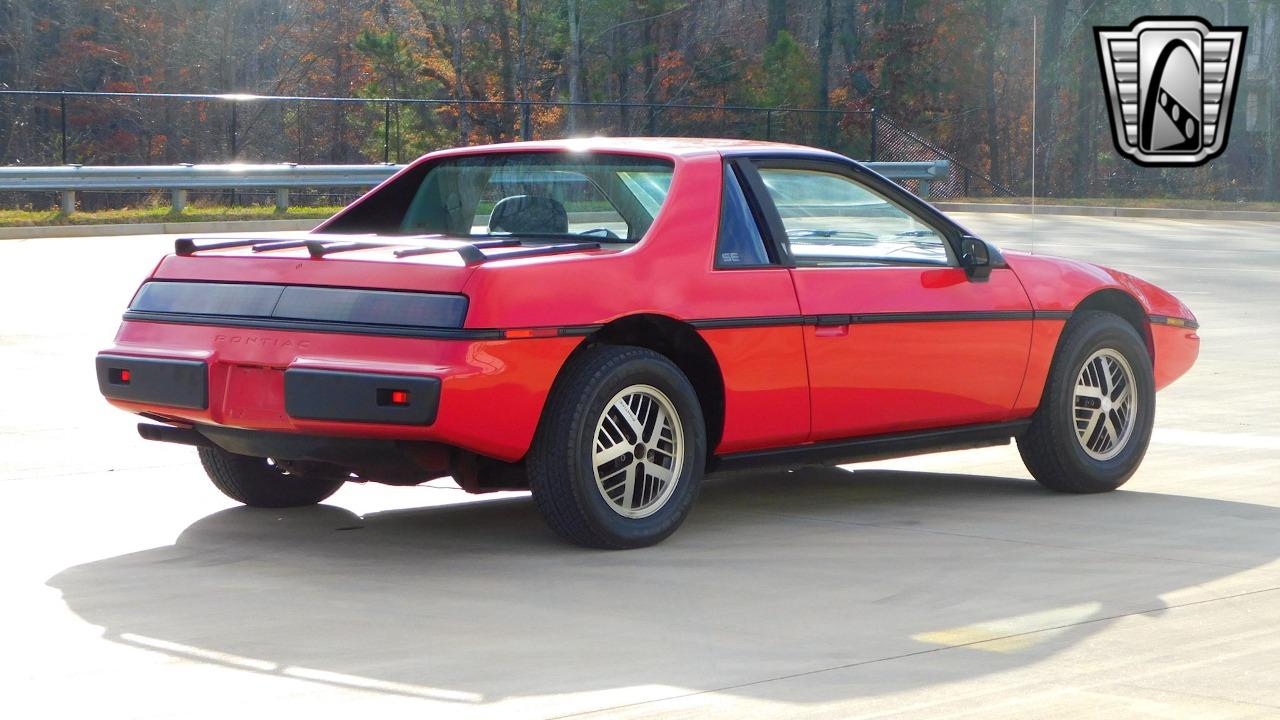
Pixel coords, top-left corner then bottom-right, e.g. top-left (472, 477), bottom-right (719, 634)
top-left (1072, 348), bottom-right (1138, 461)
top-left (591, 384), bottom-right (685, 519)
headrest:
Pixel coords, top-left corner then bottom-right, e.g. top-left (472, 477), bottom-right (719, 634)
top-left (488, 195), bottom-right (568, 235)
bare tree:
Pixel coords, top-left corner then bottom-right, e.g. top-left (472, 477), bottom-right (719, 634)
top-left (1033, 0), bottom-right (1067, 195)
top-left (451, 0), bottom-right (470, 144)
top-left (766, 0), bottom-right (787, 44)
top-left (817, 0), bottom-right (834, 144)
top-left (567, 0), bottom-right (581, 133)
top-left (983, 0), bottom-right (1001, 184)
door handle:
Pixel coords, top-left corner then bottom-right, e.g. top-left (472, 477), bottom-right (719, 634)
top-left (814, 314), bottom-right (850, 336)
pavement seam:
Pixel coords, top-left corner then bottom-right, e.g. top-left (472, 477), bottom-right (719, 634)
top-left (730, 508), bottom-right (1261, 571)
top-left (0, 462), bottom-right (196, 483)
top-left (1113, 683), bottom-right (1280, 712)
top-left (546, 584), bottom-right (1280, 720)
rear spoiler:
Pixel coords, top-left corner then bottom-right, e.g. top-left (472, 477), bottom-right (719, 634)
top-left (173, 236), bottom-right (601, 267)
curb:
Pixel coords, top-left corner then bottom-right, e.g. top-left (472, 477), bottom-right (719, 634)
top-left (0, 218), bottom-right (320, 240)
top-left (935, 202), bottom-right (1280, 222)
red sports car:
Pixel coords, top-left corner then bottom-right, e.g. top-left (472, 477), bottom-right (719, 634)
top-left (97, 138), bottom-right (1199, 548)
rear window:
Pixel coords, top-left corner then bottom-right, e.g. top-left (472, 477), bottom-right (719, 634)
top-left (325, 153), bottom-right (675, 243)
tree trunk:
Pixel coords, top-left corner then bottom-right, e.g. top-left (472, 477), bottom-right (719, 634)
top-left (496, 0), bottom-right (518, 138)
top-left (766, 0), bottom-right (787, 44)
top-left (329, 7), bottom-right (348, 163)
top-left (840, 0), bottom-right (871, 97)
top-left (613, 21), bottom-right (630, 133)
top-left (642, 17), bottom-right (658, 135)
top-left (451, 0), bottom-right (470, 145)
top-left (983, 0), bottom-right (1000, 186)
top-left (1034, 0), bottom-right (1068, 196)
top-left (885, 0), bottom-right (903, 24)
top-left (1068, 5), bottom-right (1098, 197)
top-left (567, 0), bottom-right (581, 134)
top-left (517, 0), bottom-right (531, 139)
top-left (817, 0), bottom-right (834, 146)
top-left (879, 0), bottom-right (911, 113)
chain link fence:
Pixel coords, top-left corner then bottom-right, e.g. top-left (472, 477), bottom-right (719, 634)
top-left (873, 115), bottom-right (1012, 198)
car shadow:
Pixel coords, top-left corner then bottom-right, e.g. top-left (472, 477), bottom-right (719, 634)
top-left (47, 467), bottom-right (1280, 709)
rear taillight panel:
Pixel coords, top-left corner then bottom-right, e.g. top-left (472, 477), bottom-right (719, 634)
top-left (128, 281), bottom-right (469, 330)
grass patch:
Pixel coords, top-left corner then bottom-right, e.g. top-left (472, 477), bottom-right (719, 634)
top-left (946, 197), bottom-right (1280, 212)
top-left (0, 204), bottom-right (344, 228)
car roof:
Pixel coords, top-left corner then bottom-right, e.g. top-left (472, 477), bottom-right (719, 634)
top-left (427, 137), bottom-right (848, 161)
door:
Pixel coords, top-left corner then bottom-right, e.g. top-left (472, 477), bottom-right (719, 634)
top-left (742, 159), bottom-right (1033, 442)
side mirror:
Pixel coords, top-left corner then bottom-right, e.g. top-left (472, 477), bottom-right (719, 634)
top-left (959, 235), bottom-right (994, 281)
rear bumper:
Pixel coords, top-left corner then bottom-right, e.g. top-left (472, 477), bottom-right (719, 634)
top-left (97, 319), bottom-right (583, 461)
top-left (99, 356), bottom-right (442, 426)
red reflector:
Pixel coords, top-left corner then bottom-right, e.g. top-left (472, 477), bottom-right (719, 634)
top-left (504, 328), bottom-right (558, 339)
top-left (119, 370), bottom-right (131, 383)
top-left (389, 390), bottom-right (409, 405)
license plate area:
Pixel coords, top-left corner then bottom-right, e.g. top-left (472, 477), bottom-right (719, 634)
top-left (222, 365), bottom-right (289, 426)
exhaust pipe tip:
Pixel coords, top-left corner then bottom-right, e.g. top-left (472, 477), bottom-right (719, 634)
top-left (137, 423), bottom-right (211, 447)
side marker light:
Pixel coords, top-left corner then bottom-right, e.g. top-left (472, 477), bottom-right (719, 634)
top-left (378, 388), bottom-right (411, 406)
top-left (504, 328), bottom-right (559, 339)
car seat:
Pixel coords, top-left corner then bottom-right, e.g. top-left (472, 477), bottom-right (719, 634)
top-left (488, 195), bottom-right (569, 235)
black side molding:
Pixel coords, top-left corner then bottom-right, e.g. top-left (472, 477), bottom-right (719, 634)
top-left (96, 354), bottom-right (208, 409)
top-left (712, 419), bottom-right (1031, 473)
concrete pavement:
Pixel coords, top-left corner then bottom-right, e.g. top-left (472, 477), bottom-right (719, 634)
top-left (2, 214), bottom-right (1279, 718)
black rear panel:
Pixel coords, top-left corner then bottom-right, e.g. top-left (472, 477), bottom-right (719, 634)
top-left (284, 369), bottom-right (441, 425)
top-left (96, 355), bottom-right (208, 409)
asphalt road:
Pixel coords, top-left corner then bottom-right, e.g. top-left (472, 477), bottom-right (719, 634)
top-left (3, 212), bottom-right (1279, 719)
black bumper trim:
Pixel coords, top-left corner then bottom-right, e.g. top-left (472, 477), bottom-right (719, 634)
top-left (284, 368), bottom-right (441, 425)
top-left (96, 354), bottom-right (208, 410)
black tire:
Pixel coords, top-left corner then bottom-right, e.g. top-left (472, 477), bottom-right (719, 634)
top-left (1018, 310), bottom-right (1155, 493)
top-left (527, 345), bottom-right (707, 549)
top-left (198, 445), bottom-right (346, 508)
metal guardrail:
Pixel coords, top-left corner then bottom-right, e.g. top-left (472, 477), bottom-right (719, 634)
top-left (864, 160), bottom-right (950, 197)
top-left (0, 163), bottom-right (399, 213)
top-left (0, 160), bottom-right (951, 214)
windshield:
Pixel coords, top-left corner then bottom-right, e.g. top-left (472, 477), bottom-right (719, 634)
top-left (388, 153), bottom-right (674, 243)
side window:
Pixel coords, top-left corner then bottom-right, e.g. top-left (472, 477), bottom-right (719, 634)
top-left (716, 166), bottom-right (772, 267)
top-left (756, 168), bottom-right (951, 266)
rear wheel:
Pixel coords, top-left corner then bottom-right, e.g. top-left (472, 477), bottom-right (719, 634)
top-left (527, 345), bottom-right (706, 549)
top-left (198, 445), bottom-right (346, 508)
top-left (1018, 311), bottom-right (1155, 493)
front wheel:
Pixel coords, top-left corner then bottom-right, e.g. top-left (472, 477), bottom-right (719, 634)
top-left (198, 445), bottom-right (346, 508)
top-left (1018, 311), bottom-right (1155, 493)
top-left (527, 345), bottom-right (706, 549)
